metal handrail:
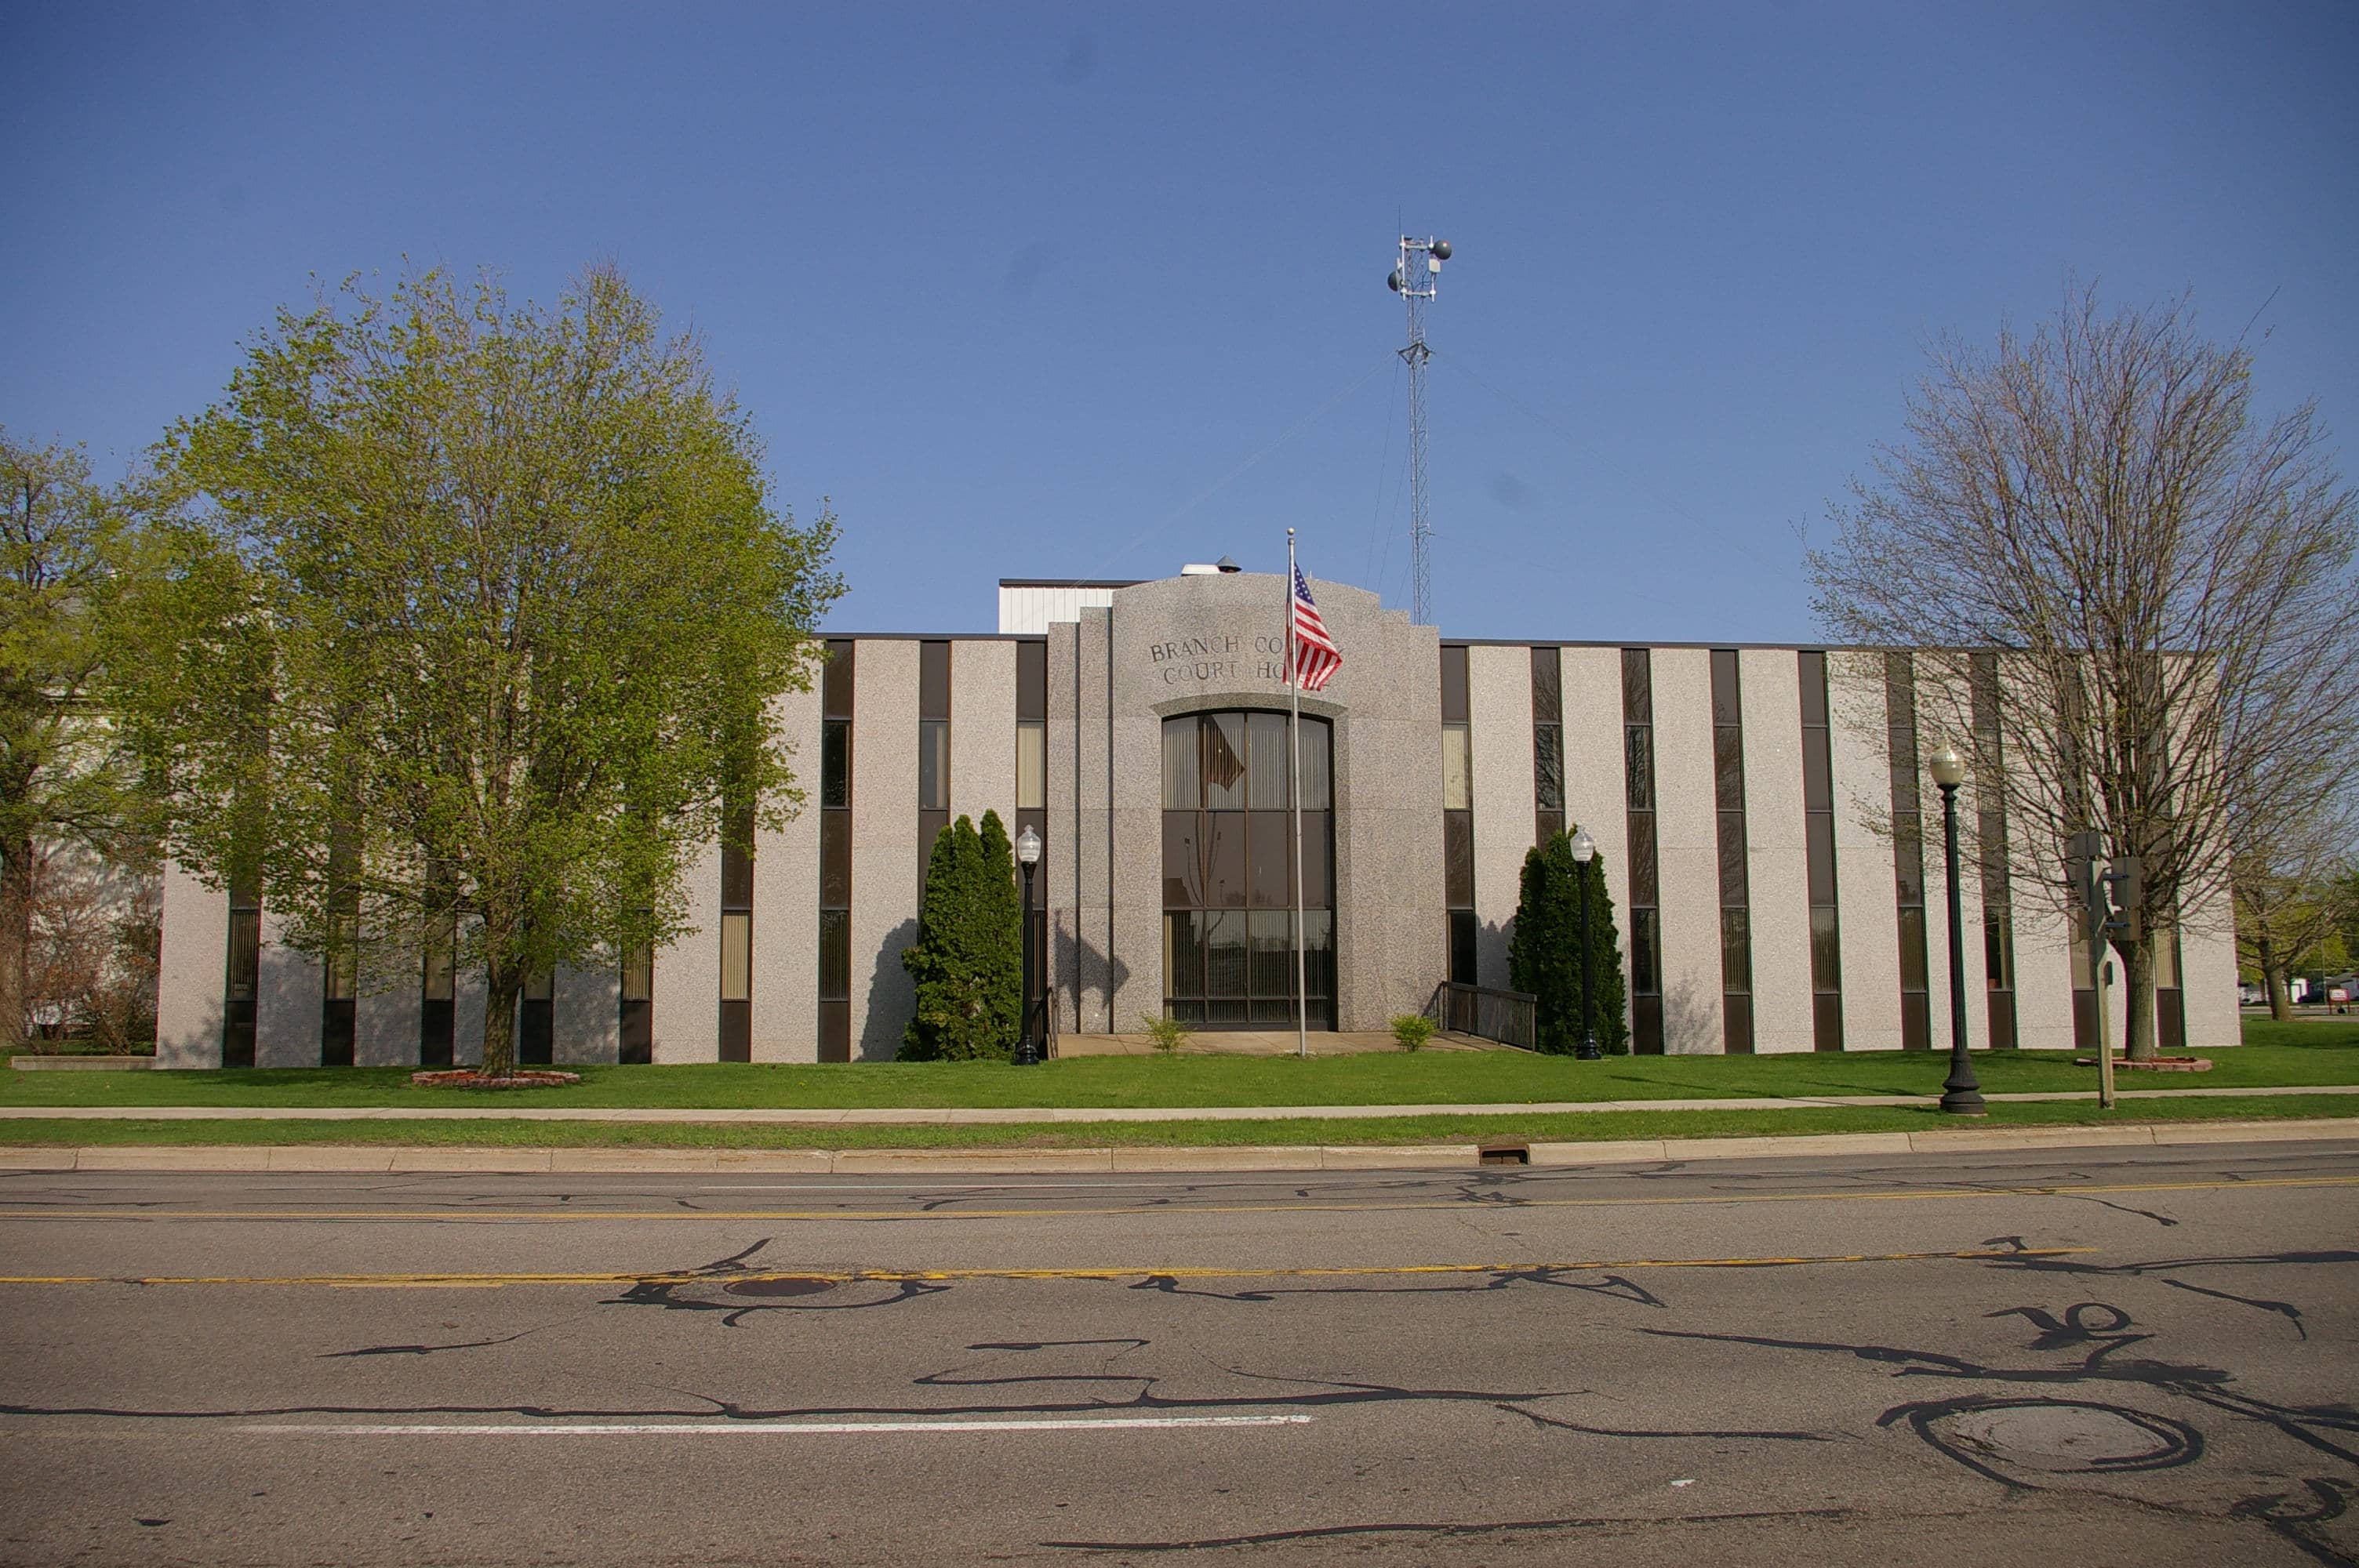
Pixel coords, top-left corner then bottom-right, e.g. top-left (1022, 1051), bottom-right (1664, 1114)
top-left (1426, 981), bottom-right (1539, 1051)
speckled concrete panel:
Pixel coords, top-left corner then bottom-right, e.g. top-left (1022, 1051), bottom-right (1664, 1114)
top-left (1827, 653), bottom-right (1901, 1051)
top-left (1648, 648), bottom-right (1724, 1054)
top-left (354, 951), bottom-right (421, 1067)
top-left (652, 839), bottom-right (722, 1063)
top-left (752, 680), bottom-right (821, 1062)
top-left (253, 913), bottom-right (324, 1069)
top-left (1108, 688), bottom-right (1162, 1031)
top-left (1070, 609), bottom-right (1115, 1032)
top-left (154, 861), bottom-right (227, 1069)
top-left (1098, 572), bottom-right (1441, 1031)
top-left (2179, 884), bottom-right (2239, 1050)
top-left (2011, 898), bottom-right (2077, 1051)
top-left (1560, 648), bottom-right (1630, 999)
top-left (1739, 649), bottom-right (1812, 1054)
top-left (1994, 656), bottom-right (2076, 1051)
top-left (1467, 645), bottom-right (1536, 992)
top-left (851, 637), bottom-right (921, 1058)
top-left (950, 639), bottom-right (1018, 827)
top-left (1045, 619), bottom-right (1080, 1033)
top-left (554, 964), bottom-right (620, 1064)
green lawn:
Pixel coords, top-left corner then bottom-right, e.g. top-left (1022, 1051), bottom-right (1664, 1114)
top-left (2, 1015), bottom-right (2354, 1112)
top-left (0, 1093), bottom-right (2351, 1151)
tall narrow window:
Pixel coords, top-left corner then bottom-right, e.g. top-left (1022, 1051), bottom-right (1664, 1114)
top-left (420, 907), bottom-right (456, 1069)
top-left (1800, 652), bottom-right (1844, 1051)
top-left (1441, 644), bottom-right (1475, 985)
top-left (1971, 652), bottom-right (2018, 1050)
top-left (1015, 637), bottom-right (1048, 1036)
top-left (520, 966), bottom-right (554, 1065)
top-left (619, 924), bottom-right (652, 1065)
top-left (2156, 924), bottom-right (2186, 1051)
top-left (1532, 646), bottom-right (1565, 844)
top-left (223, 875), bottom-right (260, 1069)
top-left (1712, 650), bottom-right (1753, 1054)
top-left (918, 640), bottom-right (951, 886)
top-left (1887, 653), bottom-right (1932, 1051)
top-left (1015, 639), bottom-right (1047, 842)
top-left (321, 833), bottom-right (358, 1067)
top-left (718, 800), bottom-right (752, 1064)
top-left (1622, 649), bottom-right (1663, 1054)
top-left (1162, 711), bottom-right (1333, 1027)
top-left (817, 639), bottom-right (854, 1062)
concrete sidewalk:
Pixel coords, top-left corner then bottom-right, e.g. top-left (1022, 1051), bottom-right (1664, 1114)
top-left (1, 1081), bottom-right (2354, 1123)
top-left (3, 1116), bottom-right (2353, 1174)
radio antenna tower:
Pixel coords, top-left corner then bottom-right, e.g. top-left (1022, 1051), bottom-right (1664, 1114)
top-left (1387, 234), bottom-right (1450, 625)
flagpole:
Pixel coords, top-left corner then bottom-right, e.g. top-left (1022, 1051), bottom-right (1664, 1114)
top-left (1288, 529), bottom-right (1308, 1060)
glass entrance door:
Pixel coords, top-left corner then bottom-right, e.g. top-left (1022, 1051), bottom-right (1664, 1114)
top-left (1160, 710), bottom-right (1335, 1028)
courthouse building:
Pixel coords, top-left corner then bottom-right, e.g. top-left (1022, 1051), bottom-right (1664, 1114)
top-left (154, 564), bottom-right (2237, 1067)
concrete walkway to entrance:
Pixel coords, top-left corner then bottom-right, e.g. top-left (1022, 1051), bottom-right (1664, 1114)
top-left (1052, 1031), bottom-right (1510, 1057)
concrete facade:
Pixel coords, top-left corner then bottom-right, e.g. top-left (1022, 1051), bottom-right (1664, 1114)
top-left (152, 567), bottom-right (2245, 1068)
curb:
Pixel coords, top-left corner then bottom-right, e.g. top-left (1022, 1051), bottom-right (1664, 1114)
top-left (6, 1118), bottom-right (2356, 1175)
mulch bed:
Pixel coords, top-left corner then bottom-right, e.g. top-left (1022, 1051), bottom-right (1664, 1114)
top-left (409, 1069), bottom-right (583, 1089)
top-left (2071, 1056), bottom-right (2212, 1072)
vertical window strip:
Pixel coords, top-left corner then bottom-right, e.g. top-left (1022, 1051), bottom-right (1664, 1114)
top-left (918, 640), bottom-right (952, 888)
top-left (1711, 650), bottom-right (1753, 1054)
top-left (1887, 652), bottom-right (1932, 1050)
top-left (520, 964), bottom-right (554, 1065)
top-left (224, 876), bottom-right (260, 1068)
top-left (718, 799), bottom-right (753, 1063)
top-left (1621, 648), bottom-right (1663, 1054)
top-left (420, 909), bottom-right (456, 1069)
top-left (618, 912), bottom-right (652, 1065)
top-left (1441, 644), bottom-right (1475, 985)
top-left (1970, 653), bottom-right (2018, 1050)
top-left (320, 831), bottom-right (358, 1068)
top-left (1014, 638), bottom-right (1048, 1040)
top-left (1531, 645), bottom-right (1564, 845)
top-left (817, 639), bottom-right (855, 1062)
top-left (1801, 652), bottom-right (1843, 1052)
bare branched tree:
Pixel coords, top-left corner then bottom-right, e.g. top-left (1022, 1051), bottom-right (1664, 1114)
top-left (1811, 285), bottom-right (2359, 1058)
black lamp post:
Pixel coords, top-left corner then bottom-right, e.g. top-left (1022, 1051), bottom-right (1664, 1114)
top-left (1014, 826), bottom-right (1042, 1067)
top-left (1928, 746), bottom-right (1985, 1116)
top-left (1570, 827), bottom-right (1602, 1061)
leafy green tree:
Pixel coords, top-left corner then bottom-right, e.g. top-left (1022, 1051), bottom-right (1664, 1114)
top-left (0, 430), bottom-right (147, 1047)
top-left (111, 267), bottom-right (839, 1076)
top-left (902, 815), bottom-right (1018, 1061)
top-left (1508, 827), bottom-right (1628, 1055)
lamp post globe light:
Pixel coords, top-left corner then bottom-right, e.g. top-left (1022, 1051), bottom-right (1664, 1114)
top-left (1014, 826), bottom-right (1043, 1068)
top-left (1927, 746), bottom-right (1986, 1116)
top-left (1569, 828), bottom-right (1602, 1062)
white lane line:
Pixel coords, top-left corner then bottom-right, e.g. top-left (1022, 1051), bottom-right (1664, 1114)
top-left (236, 1415), bottom-right (1314, 1436)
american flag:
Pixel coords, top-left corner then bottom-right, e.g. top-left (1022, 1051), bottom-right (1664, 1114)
top-left (1289, 564), bottom-right (1343, 692)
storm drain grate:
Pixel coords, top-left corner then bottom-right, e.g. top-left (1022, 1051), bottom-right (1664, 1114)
top-left (1478, 1140), bottom-right (1531, 1167)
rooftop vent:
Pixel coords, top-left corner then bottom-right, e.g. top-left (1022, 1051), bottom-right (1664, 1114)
top-left (1216, 556), bottom-right (1241, 573)
top-left (1180, 563), bottom-right (1220, 576)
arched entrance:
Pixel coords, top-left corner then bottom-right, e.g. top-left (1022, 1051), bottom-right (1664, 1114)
top-left (1160, 710), bottom-right (1335, 1028)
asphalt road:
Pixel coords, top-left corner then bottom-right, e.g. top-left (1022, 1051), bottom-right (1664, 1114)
top-left (2, 1142), bottom-right (2356, 1566)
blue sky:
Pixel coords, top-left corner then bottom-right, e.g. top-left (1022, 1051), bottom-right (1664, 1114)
top-left (6, 2), bottom-right (2354, 641)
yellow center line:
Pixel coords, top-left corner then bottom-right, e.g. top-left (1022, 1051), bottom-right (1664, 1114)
top-left (0, 1172), bottom-right (2348, 1225)
top-left (0, 1245), bottom-right (2094, 1289)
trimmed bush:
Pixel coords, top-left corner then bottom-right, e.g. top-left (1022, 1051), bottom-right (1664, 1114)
top-left (900, 813), bottom-right (1023, 1061)
top-left (1391, 1013), bottom-right (1436, 1052)
top-left (1507, 826), bottom-right (1630, 1055)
